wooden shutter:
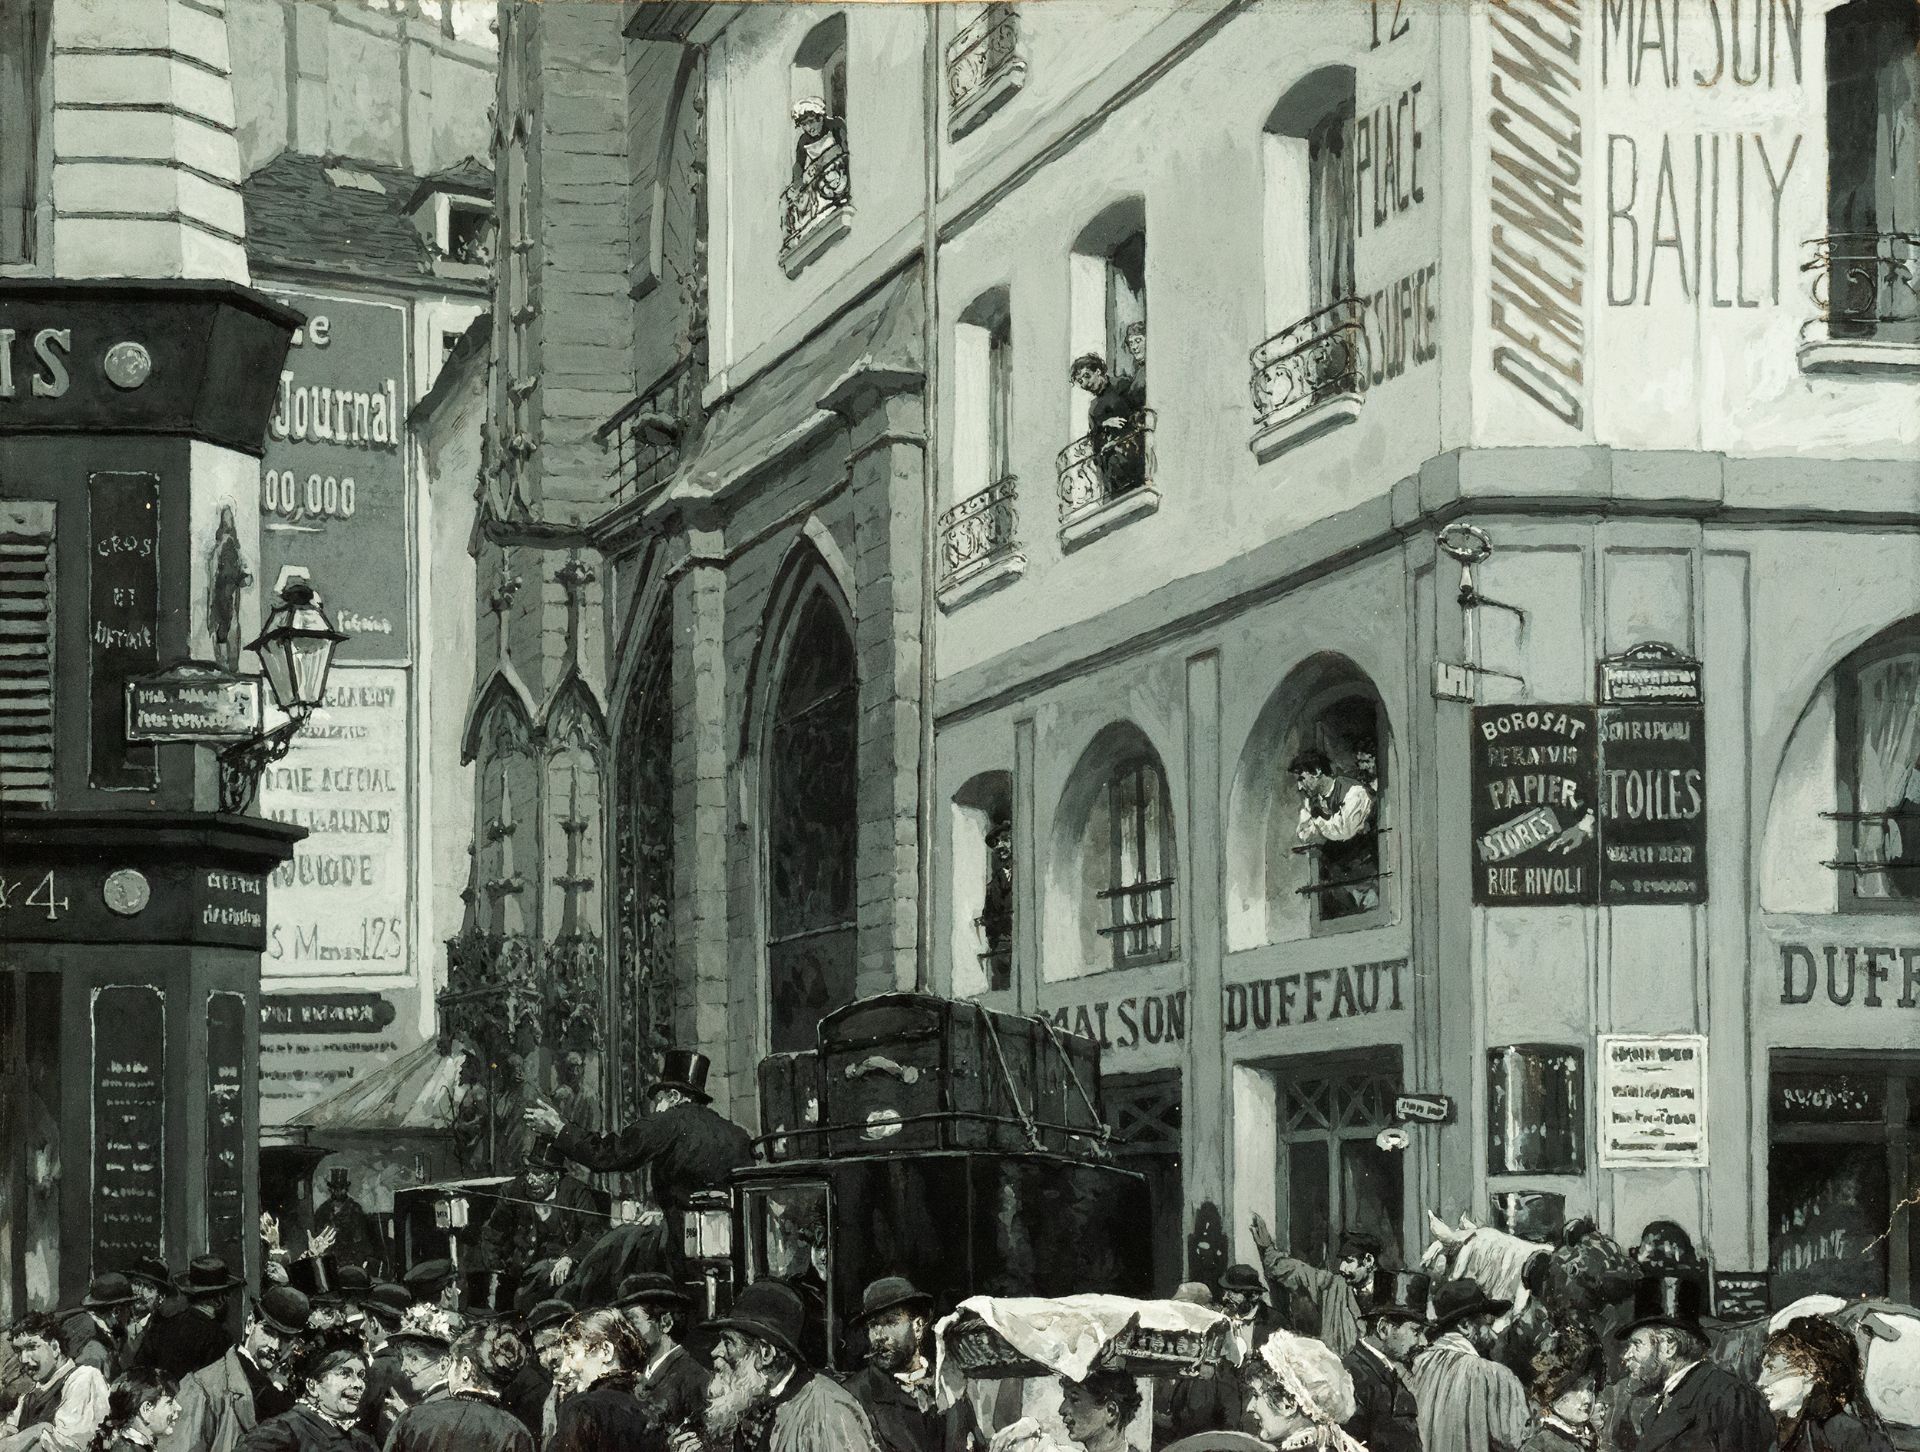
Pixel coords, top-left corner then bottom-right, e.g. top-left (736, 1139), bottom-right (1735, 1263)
top-left (0, 501), bottom-right (55, 808)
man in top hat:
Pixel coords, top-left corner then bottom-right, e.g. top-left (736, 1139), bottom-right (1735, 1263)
top-left (354, 1287), bottom-right (413, 1444)
top-left (312, 1170), bottom-right (380, 1274)
top-left (524, 1048), bottom-right (753, 1276)
top-left (123, 1259), bottom-right (176, 1370)
top-left (843, 1277), bottom-right (979, 1452)
top-left (1342, 1269), bottom-right (1429, 1452)
top-left (1613, 1272), bottom-right (1769, 1452)
top-left (60, 1274), bottom-right (136, 1380)
top-left (133, 1256), bottom-right (243, 1381)
top-left (613, 1274), bottom-right (709, 1445)
top-left (401, 1263), bottom-right (459, 1315)
top-left (288, 1256), bottom-right (346, 1334)
top-left (1249, 1213), bottom-right (1383, 1357)
top-left (978, 818), bottom-right (1014, 988)
top-left (702, 1281), bottom-right (881, 1452)
top-left (158, 1285), bottom-right (311, 1452)
top-left (1408, 1277), bottom-right (1531, 1452)
top-left (479, 1140), bottom-right (600, 1297)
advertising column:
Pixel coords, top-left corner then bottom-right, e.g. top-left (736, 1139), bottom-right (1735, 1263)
top-left (255, 289), bottom-right (416, 1126)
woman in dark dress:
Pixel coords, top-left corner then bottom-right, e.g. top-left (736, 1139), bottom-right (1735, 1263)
top-left (1519, 1326), bottom-right (1602, 1452)
top-left (1758, 1317), bottom-right (1895, 1452)
top-left (90, 1369), bottom-right (179, 1452)
top-left (383, 1322), bottom-right (532, 1452)
top-left (239, 1346), bottom-right (378, 1452)
top-left (548, 1310), bottom-right (659, 1452)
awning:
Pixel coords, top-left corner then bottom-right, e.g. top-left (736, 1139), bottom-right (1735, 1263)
top-left (285, 1037), bottom-right (462, 1137)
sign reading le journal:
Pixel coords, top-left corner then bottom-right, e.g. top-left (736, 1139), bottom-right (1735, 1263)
top-left (261, 289), bottom-right (408, 662)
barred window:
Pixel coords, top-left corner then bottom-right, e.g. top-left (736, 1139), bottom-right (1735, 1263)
top-left (0, 502), bottom-right (54, 808)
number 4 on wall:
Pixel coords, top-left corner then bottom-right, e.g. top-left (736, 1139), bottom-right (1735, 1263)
top-left (26, 871), bottom-right (69, 920)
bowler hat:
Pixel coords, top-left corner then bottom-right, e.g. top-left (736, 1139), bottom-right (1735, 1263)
top-left (1616, 1271), bottom-right (1708, 1339)
top-left (289, 1254), bottom-right (342, 1304)
top-left (1339, 1230), bottom-right (1386, 1260)
top-left (1366, 1269), bottom-right (1430, 1324)
top-left (849, 1276), bottom-right (932, 1328)
top-left (649, 1048), bottom-right (713, 1105)
top-left (256, 1286), bottom-right (313, 1338)
top-left (363, 1285), bottom-right (412, 1325)
top-left (1428, 1277), bottom-right (1513, 1333)
top-left (176, 1254), bottom-right (245, 1297)
top-left (1218, 1265), bottom-right (1266, 1297)
top-left (82, 1273), bottom-right (137, 1310)
top-left (523, 1298), bottom-right (576, 1335)
top-left (616, 1274), bottom-right (694, 1311)
top-left (126, 1257), bottom-right (173, 1295)
top-left (705, 1281), bottom-right (810, 1365)
top-left (403, 1258), bottom-right (456, 1293)
top-left (336, 1265), bottom-right (373, 1297)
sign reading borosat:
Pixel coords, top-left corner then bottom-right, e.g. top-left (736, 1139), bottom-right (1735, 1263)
top-left (1471, 706), bottom-right (1600, 905)
top-left (259, 289), bottom-right (408, 663)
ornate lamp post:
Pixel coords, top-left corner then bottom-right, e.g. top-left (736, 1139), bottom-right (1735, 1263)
top-left (218, 579), bottom-right (348, 813)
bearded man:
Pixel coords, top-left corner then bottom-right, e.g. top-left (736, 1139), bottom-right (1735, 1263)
top-left (1409, 1277), bottom-right (1532, 1452)
top-left (615, 1275), bottom-right (709, 1445)
top-left (844, 1279), bottom-right (980, 1452)
top-left (702, 1283), bottom-right (879, 1452)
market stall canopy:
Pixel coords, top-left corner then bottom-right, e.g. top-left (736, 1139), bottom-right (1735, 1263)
top-left (938, 1295), bottom-right (1238, 1385)
top-left (286, 1037), bottom-right (462, 1136)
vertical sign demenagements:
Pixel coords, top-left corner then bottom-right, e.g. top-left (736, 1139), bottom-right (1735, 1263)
top-left (205, 993), bottom-right (247, 1270)
top-left (1598, 1033), bottom-right (1707, 1168)
top-left (88, 473), bottom-right (159, 789)
top-left (260, 289), bottom-right (409, 663)
top-left (1471, 706), bottom-right (1599, 905)
top-left (92, 986), bottom-right (165, 1273)
top-left (260, 668), bottom-right (409, 973)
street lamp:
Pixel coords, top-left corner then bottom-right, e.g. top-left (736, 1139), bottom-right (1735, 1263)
top-left (217, 579), bottom-right (348, 814)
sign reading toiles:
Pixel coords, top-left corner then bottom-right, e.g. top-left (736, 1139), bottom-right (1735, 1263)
top-left (1471, 706), bottom-right (1599, 905)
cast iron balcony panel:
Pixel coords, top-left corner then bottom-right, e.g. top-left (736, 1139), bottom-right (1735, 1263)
top-left (1248, 297), bottom-right (1368, 460)
top-left (1799, 232), bottom-right (1920, 371)
top-left (780, 150), bottom-right (853, 275)
top-left (1055, 409), bottom-right (1158, 551)
top-left (597, 356), bottom-right (699, 507)
top-left (946, 3), bottom-right (1025, 137)
top-left (937, 476), bottom-right (1025, 608)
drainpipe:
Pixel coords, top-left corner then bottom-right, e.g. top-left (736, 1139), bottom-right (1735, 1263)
top-left (914, 2), bottom-right (941, 992)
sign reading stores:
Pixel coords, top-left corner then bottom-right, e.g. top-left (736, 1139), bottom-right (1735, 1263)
top-left (261, 289), bottom-right (408, 662)
top-left (260, 669), bottom-right (408, 972)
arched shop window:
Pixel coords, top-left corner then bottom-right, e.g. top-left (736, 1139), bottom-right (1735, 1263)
top-left (612, 608), bottom-right (676, 1126)
top-left (1048, 723), bottom-right (1179, 978)
top-left (764, 585), bottom-right (859, 1054)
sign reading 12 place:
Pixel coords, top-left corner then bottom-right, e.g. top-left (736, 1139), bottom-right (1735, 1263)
top-left (260, 289), bottom-right (408, 663)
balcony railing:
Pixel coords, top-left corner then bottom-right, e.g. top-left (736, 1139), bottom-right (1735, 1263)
top-left (1056, 408), bottom-right (1157, 523)
top-left (1250, 298), bottom-right (1368, 433)
top-left (1803, 232), bottom-right (1920, 346)
top-left (781, 148), bottom-right (852, 257)
top-left (947, 2), bottom-right (1021, 115)
top-left (940, 476), bottom-right (1020, 581)
top-left (596, 356), bottom-right (700, 505)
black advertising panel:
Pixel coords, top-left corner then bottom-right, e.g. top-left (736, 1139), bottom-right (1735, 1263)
top-left (93, 985), bottom-right (165, 1273)
top-left (206, 993), bottom-right (247, 1270)
top-left (1471, 706), bottom-right (1599, 905)
top-left (1598, 706), bottom-right (1707, 903)
top-left (88, 472), bottom-right (159, 789)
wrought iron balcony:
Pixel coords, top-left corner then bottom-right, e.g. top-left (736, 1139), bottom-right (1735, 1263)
top-left (596, 356), bottom-right (700, 505)
top-left (1249, 298), bottom-right (1368, 436)
top-left (1056, 408), bottom-right (1157, 524)
top-left (1802, 232), bottom-right (1920, 347)
top-left (947, 3), bottom-right (1022, 124)
top-left (781, 148), bottom-right (852, 260)
top-left (940, 476), bottom-right (1020, 582)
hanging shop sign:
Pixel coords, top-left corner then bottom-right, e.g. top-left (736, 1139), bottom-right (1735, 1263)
top-left (126, 662), bottom-right (263, 742)
top-left (1471, 706), bottom-right (1600, 905)
top-left (1394, 1093), bottom-right (1455, 1124)
top-left (1598, 642), bottom-right (1703, 706)
top-left (1597, 1033), bottom-right (1707, 1169)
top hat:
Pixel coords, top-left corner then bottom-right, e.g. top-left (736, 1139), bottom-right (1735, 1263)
top-left (81, 1274), bottom-right (137, 1310)
top-left (1616, 1272), bottom-right (1709, 1339)
top-left (986, 817), bottom-right (1012, 846)
top-left (326, 1168), bottom-right (352, 1190)
top-left (526, 1139), bottom-right (570, 1172)
top-left (706, 1282), bottom-right (810, 1366)
top-left (125, 1257), bottom-right (173, 1295)
top-left (463, 1271), bottom-right (518, 1320)
top-left (523, 1298), bottom-right (576, 1335)
top-left (256, 1286), bottom-right (313, 1339)
top-left (616, 1274), bottom-right (694, 1312)
top-left (849, 1276), bottom-right (932, 1328)
top-left (1366, 1269), bottom-right (1430, 1324)
top-left (1428, 1277), bottom-right (1513, 1333)
top-left (363, 1284), bottom-right (412, 1326)
top-left (1218, 1265), bottom-right (1266, 1297)
top-left (403, 1258), bottom-right (456, 1294)
top-left (289, 1254), bottom-right (342, 1304)
top-left (176, 1254), bottom-right (245, 1297)
top-left (648, 1049), bottom-right (713, 1105)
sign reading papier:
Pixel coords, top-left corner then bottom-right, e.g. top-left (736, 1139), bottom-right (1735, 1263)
top-left (1598, 1033), bottom-right (1707, 1168)
top-left (1470, 706), bottom-right (1600, 905)
top-left (259, 668), bottom-right (408, 974)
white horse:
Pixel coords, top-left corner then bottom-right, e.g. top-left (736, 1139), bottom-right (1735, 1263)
top-left (1418, 1212), bottom-right (1551, 1327)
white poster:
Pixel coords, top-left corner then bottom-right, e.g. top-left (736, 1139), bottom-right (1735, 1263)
top-left (1598, 1034), bottom-right (1707, 1168)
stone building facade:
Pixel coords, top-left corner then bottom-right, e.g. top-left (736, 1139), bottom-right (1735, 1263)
top-left (484, 0), bottom-right (1920, 1307)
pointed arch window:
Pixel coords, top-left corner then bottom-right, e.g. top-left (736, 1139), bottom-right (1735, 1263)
top-left (765, 588), bottom-right (858, 1054)
top-left (613, 609), bottom-right (676, 1125)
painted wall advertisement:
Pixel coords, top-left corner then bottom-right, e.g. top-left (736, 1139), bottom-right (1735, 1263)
top-left (260, 288), bottom-right (409, 663)
top-left (1598, 1033), bottom-right (1707, 1168)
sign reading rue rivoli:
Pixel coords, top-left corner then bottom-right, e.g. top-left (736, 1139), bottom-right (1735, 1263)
top-left (1471, 706), bottom-right (1600, 904)
top-left (126, 663), bottom-right (262, 742)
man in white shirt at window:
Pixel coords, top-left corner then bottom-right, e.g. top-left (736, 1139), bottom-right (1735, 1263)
top-left (1, 1314), bottom-right (109, 1452)
top-left (1290, 747), bottom-right (1378, 913)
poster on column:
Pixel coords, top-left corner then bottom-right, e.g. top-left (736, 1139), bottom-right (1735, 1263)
top-left (258, 288), bottom-right (410, 663)
top-left (93, 986), bottom-right (166, 1271)
top-left (1470, 706), bottom-right (1600, 905)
